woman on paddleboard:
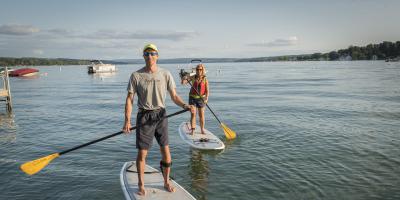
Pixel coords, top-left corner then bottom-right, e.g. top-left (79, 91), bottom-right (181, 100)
top-left (181, 64), bottom-right (209, 135)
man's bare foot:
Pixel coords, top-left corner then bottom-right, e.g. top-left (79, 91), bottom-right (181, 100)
top-left (190, 128), bottom-right (195, 135)
top-left (137, 186), bottom-right (146, 196)
top-left (164, 182), bottom-right (176, 193)
top-left (201, 129), bottom-right (206, 134)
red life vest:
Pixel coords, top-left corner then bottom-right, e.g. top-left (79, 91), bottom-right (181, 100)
top-left (190, 77), bottom-right (207, 99)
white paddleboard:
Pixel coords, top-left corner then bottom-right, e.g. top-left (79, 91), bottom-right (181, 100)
top-left (120, 161), bottom-right (196, 200)
top-left (178, 122), bottom-right (225, 150)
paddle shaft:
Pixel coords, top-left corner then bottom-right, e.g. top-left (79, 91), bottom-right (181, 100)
top-left (187, 80), bottom-right (222, 124)
top-left (59, 109), bottom-right (188, 155)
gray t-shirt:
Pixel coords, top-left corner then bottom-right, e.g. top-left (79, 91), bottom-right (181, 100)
top-left (127, 67), bottom-right (176, 110)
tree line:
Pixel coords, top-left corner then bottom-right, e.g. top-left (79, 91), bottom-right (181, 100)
top-left (1, 41), bottom-right (400, 66)
top-left (0, 57), bottom-right (91, 66)
top-left (236, 41), bottom-right (400, 62)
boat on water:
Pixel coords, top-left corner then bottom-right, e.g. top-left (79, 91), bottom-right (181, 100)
top-left (385, 57), bottom-right (400, 62)
top-left (179, 59), bottom-right (208, 79)
top-left (87, 60), bottom-right (116, 73)
top-left (9, 68), bottom-right (39, 77)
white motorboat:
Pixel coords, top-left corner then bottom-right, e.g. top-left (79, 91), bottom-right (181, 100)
top-left (87, 60), bottom-right (116, 73)
top-left (179, 59), bottom-right (207, 79)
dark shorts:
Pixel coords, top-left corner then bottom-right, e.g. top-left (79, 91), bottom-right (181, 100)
top-left (189, 96), bottom-right (205, 108)
top-left (136, 108), bottom-right (168, 150)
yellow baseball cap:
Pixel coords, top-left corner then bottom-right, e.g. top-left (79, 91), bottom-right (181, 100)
top-left (143, 44), bottom-right (158, 52)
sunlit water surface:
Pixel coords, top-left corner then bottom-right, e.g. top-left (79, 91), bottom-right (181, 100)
top-left (0, 61), bottom-right (399, 200)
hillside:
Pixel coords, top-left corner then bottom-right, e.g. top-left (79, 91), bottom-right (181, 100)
top-left (1, 41), bottom-right (399, 66)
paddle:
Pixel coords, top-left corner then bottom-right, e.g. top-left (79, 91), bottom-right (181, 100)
top-left (20, 109), bottom-right (188, 175)
top-left (185, 77), bottom-right (236, 140)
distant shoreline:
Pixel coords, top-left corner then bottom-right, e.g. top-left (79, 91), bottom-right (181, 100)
top-left (0, 57), bottom-right (398, 67)
top-left (1, 60), bottom-right (398, 68)
top-left (1, 41), bottom-right (399, 66)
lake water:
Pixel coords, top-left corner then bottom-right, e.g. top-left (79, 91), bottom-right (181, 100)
top-left (1, 61), bottom-right (399, 200)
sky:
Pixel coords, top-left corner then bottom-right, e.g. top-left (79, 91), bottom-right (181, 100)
top-left (0, 0), bottom-right (399, 59)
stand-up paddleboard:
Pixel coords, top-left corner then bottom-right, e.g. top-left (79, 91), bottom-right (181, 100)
top-left (179, 122), bottom-right (225, 150)
top-left (120, 161), bottom-right (196, 200)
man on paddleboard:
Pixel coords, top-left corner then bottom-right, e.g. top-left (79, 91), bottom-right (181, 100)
top-left (122, 44), bottom-right (195, 196)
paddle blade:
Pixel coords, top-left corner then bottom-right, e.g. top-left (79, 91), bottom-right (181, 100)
top-left (20, 153), bottom-right (60, 175)
top-left (221, 123), bottom-right (236, 140)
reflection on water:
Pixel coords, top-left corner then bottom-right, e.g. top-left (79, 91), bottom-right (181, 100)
top-left (222, 137), bottom-right (237, 150)
top-left (187, 139), bottom-right (234, 199)
top-left (0, 158), bottom-right (17, 164)
top-left (188, 149), bottom-right (225, 200)
top-left (0, 112), bottom-right (16, 129)
top-left (89, 72), bottom-right (117, 80)
top-left (1, 62), bottom-right (399, 200)
top-left (0, 113), bottom-right (16, 142)
top-left (189, 149), bottom-right (210, 200)
top-left (11, 74), bottom-right (40, 80)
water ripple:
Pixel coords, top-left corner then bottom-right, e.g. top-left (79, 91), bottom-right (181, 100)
top-left (1, 62), bottom-right (400, 199)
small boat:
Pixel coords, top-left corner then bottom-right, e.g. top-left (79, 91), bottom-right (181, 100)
top-left (9, 68), bottom-right (39, 77)
top-left (385, 57), bottom-right (400, 62)
top-left (87, 60), bottom-right (116, 73)
top-left (179, 59), bottom-right (208, 79)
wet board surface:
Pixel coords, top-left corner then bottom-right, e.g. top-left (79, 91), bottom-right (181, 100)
top-left (178, 122), bottom-right (225, 150)
top-left (120, 161), bottom-right (196, 200)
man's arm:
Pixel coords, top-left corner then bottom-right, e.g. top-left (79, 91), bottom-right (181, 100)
top-left (169, 88), bottom-right (195, 113)
top-left (123, 92), bottom-right (134, 133)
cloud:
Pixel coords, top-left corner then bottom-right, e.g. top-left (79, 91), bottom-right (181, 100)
top-left (47, 28), bottom-right (76, 36)
top-left (0, 24), bottom-right (40, 35)
top-left (33, 49), bottom-right (44, 55)
top-left (1, 24), bottom-right (197, 42)
top-left (59, 40), bottom-right (135, 49)
top-left (85, 30), bottom-right (197, 41)
top-left (249, 36), bottom-right (299, 47)
top-left (0, 25), bottom-right (198, 58)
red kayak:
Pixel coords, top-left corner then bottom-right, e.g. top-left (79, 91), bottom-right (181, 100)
top-left (9, 68), bottom-right (39, 77)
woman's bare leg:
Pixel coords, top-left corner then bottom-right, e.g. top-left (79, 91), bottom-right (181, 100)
top-left (199, 107), bottom-right (205, 134)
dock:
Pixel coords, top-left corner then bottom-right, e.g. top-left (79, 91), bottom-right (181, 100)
top-left (0, 66), bottom-right (12, 112)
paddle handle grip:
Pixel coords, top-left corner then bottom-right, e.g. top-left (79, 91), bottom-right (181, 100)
top-left (59, 109), bottom-right (188, 155)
